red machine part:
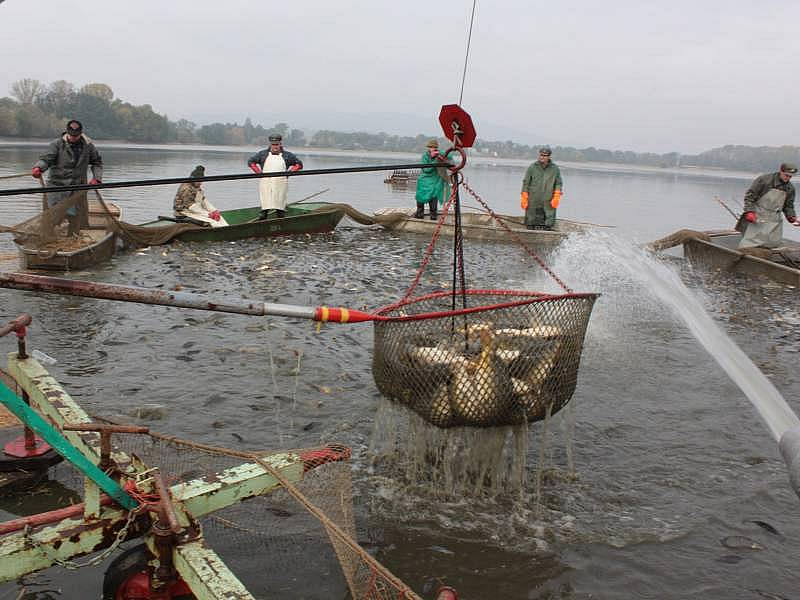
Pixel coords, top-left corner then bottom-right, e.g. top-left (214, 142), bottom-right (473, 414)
top-left (438, 104), bottom-right (476, 148)
top-left (3, 434), bottom-right (53, 458)
top-left (435, 585), bottom-right (459, 600)
top-left (113, 571), bottom-right (193, 599)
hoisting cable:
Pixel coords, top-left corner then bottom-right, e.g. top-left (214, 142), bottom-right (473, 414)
top-left (458, 0), bottom-right (478, 105)
top-left (0, 162), bottom-right (452, 198)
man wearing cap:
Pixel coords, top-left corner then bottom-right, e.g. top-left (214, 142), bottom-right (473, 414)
top-left (520, 146), bottom-right (563, 231)
top-left (414, 139), bottom-right (448, 220)
top-left (247, 134), bottom-right (303, 220)
top-left (31, 119), bottom-right (103, 236)
top-left (737, 163), bottom-right (800, 248)
top-left (173, 165), bottom-right (228, 228)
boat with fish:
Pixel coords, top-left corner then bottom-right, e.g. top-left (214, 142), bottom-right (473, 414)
top-left (137, 201), bottom-right (345, 243)
top-left (373, 207), bottom-right (604, 245)
top-left (650, 228), bottom-right (800, 286)
top-left (16, 200), bottom-right (120, 271)
top-left (383, 169), bottom-right (420, 185)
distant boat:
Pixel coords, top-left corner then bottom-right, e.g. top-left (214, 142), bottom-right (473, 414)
top-left (373, 207), bottom-right (606, 245)
top-left (17, 200), bottom-right (120, 271)
top-left (137, 201), bottom-right (346, 243)
top-left (383, 169), bottom-right (420, 185)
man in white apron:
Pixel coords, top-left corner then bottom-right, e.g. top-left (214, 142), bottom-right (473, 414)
top-left (737, 163), bottom-right (800, 248)
top-left (173, 165), bottom-right (229, 228)
top-left (247, 134), bottom-right (303, 220)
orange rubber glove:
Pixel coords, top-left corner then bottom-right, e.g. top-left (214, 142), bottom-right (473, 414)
top-left (520, 191), bottom-right (529, 210)
top-left (550, 189), bottom-right (562, 209)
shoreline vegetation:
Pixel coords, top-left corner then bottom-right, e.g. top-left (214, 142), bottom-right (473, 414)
top-left (2, 78), bottom-right (798, 174)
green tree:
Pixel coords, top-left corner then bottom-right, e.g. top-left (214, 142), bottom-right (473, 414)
top-left (80, 83), bottom-right (114, 102)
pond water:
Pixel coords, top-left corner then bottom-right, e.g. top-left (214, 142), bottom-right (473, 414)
top-left (0, 143), bottom-right (799, 599)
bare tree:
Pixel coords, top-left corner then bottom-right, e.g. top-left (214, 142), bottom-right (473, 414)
top-left (10, 78), bottom-right (44, 104)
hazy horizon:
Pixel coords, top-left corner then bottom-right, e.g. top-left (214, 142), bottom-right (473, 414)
top-left (2, 1), bottom-right (798, 155)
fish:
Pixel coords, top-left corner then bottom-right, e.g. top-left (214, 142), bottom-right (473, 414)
top-left (494, 325), bottom-right (562, 338)
top-left (747, 520), bottom-right (780, 536)
top-left (720, 536), bottom-right (764, 550)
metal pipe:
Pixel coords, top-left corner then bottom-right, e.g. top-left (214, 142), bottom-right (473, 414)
top-left (152, 472), bottom-right (182, 535)
top-left (0, 162), bottom-right (453, 197)
top-left (0, 272), bottom-right (378, 323)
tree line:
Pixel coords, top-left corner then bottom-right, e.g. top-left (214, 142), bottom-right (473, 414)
top-left (2, 78), bottom-right (798, 173)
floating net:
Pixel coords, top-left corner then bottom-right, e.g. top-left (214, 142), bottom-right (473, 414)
top-left (372, 290), bottom-right (597, 428)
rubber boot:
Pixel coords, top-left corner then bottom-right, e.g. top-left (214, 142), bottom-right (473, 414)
top-left (258, 209), bottom-right (269, 220)
top-left (66, 215), bottom-right (80, 237)
top-left (414, 204), bottom-right (425, 219)
top-left (274, 209), bottom-right (286, 219)
top-left (428, 199), bottom-right (438, 221)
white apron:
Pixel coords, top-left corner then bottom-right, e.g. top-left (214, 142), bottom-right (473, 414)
top-left (738, 188), bottom-right (785, 249)
top-left (258, 152), bottom-right (288, 210)
top-left (181, 189), bottom-right (229, 228)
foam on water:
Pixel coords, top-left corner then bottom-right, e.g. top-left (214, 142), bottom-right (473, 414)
top-left (548, 230), bottom-right (800, 442)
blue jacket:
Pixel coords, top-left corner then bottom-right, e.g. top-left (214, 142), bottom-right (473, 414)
top-left (247, 148), bottom-right (303, 170)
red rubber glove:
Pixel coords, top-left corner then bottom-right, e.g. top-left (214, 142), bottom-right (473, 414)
top-left (208, 210), bottom-right (221, 221)
top-left (744, 211), bottom-right (757, 223)
top-left (31, 167), bottom-right (42, 179)
top-left (520, 191), bottom-right (529, 210)
top-left (249, 163), bottom-right (262, 174)
top-left (89, 178), bottom-right (100, 185)
top-left (550, 189), bottom-right (562, 209)
top-left (288, 164), bottom-right (302, 172)
top-left (788, 214), bottom-right (800, 226)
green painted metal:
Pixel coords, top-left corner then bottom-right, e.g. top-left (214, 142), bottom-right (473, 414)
top-left (171, 452), bottom-right (304, 519)
top-left (0, 377), bottom-right (136, 510)
top-left (7, 353), bottom-right (135, 474)
top-left (140, 202), bottom-right (345, 243)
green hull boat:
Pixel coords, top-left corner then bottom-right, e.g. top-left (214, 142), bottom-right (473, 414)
top-left (140, 202), bottom-right (346, 243)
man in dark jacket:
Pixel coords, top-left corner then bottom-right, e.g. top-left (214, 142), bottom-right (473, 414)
top-left (737, 163), bottom-right (800, 248)
top-left (247, 134), bottom-right (303, 220)
top-left (31, 119), bottom-right (103, 236)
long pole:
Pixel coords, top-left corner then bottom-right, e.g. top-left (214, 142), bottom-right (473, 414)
top-left (0, 272), bottom-right (377, 324)
top-left (0, 162), bottom-right (453, 198)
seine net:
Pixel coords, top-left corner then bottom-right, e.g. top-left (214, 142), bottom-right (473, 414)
top-left (372, 290), bottom-right (597, 428)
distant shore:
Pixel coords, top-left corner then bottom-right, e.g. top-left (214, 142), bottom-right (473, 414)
top-left (0, 138), bottom-right (758, 181)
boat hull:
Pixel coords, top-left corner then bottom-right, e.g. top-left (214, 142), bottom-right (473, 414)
top-left (374, 207), bottom-right (598, 245)
top-left (140, 202), bottom-right (346, 243)
top-left (683, 232), bottom-right (800, 286)
top-left (20, 231), bottom-right (116, 271)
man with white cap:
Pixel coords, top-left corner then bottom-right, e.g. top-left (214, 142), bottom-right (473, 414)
top-left (247, 134), bottom-right (303, 220)
top-left (737, 162), bottom-right (800, 248)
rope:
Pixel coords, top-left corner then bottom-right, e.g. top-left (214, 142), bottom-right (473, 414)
top-left (0, 172), bottom-right (30, 180)
top-left (0, 162), bottom-right (453, 198)
top-left (459, 0), bottom-right (478, 105)
top-left (400, 184), bottom-right (459, 302)
top-left (461, 180), bottom-right (572, 293)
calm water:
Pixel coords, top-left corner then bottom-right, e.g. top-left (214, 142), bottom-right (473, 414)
top-left (1, 143), bottom-right (799, 599)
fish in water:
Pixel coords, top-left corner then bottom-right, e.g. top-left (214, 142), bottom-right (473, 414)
top-left (720, 536), bottom-right (764, 550)
top-left (746, 520), bottom-right (781, 536)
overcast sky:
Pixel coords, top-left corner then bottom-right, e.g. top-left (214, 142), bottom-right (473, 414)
top-left (1, 1), bottom-right (797, 153)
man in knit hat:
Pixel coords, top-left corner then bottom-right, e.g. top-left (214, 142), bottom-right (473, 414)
top-left (31, 119), bottom-right (103, 236)
top-left (520, 146), bottom-right (563, 231)
top-left (173, 165), bottom-right (228, 227)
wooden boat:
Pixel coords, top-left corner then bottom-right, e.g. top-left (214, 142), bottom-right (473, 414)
top-left (677, 230), bottom-right (800, 286)
top-left (373, 207), bottom-right (603, 245)
top-left (383, 169), bottom-right (420, 185)
top-left (138, 201), bottom-right (346, 243)
top-left (17, 200), bottom-right (120, 271)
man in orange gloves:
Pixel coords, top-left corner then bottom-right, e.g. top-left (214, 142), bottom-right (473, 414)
top-left (520, 146), bottom-right (563, 231)
top-left (736, 162), bottom-right (799, 248)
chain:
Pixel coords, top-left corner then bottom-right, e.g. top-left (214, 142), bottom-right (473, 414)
top-left (23, 503), bottom-right (146, 571)
top-left (460, 180), bottom-right (572, 293)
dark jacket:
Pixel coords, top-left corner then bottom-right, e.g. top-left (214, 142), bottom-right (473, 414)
top-left (247, 148), bottom-right (302, 169)
top-left (742, 171), bottom-right (796, 221)
top-left (34, 133), bottom-right (103, 187)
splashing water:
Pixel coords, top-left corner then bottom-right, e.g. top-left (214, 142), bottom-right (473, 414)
top-left (551, 231), bottom-right (800, 442)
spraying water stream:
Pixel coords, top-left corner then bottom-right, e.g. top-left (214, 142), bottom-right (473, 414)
top-left (559, 231), bottom-right (800, 442)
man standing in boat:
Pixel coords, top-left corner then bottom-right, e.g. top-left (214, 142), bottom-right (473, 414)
top-left (520, 146), bottom-right (563, 231)
top-left (31, 119), bottom-right (103, 236)
top-left (247, 134), bottom-right (303, 220)
top-left (414, 139), bottom-right (449, 220)
top-left (173, 165), bottom-right (228, 228)
top-left (737, 163), bottom-right (800, 248)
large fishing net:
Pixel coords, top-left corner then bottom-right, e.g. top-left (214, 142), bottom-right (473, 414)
top-left (370, 174), bottom-right (598, 428)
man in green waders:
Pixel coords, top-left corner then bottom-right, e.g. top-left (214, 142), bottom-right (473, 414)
top-left (414, 139), bottom-right (448, 220)
top-left (737, 163), bottom-right (800, 248)
top-left (520, 146), bottom-right (563, 230)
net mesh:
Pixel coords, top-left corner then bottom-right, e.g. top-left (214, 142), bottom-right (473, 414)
top-left (372, 290), bottom-right (597, 428)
